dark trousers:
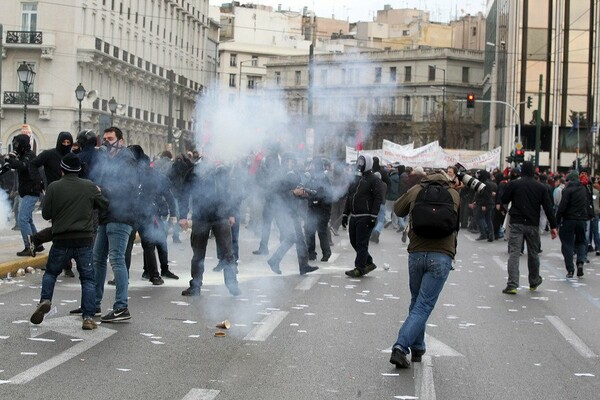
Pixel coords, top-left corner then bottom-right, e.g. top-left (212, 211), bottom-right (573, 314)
top-left (559, 219), bottom-right (587, 273)
top-left (189, 219), bottom-right (237, 290)
top-left (477, 206), bottom-right (494, 239)
top-left (139, 218), bottom-right (169, 279)
top-left (257, 202), bottom-right (275, 252)
top-left (268, 210), bottom-right (309, 270)
top-left (305, 207), bottom-right (331, 259)
top-left (349, 215), bottom-right (374, 271)
top-left (217, 210), bottom-right (240, 262)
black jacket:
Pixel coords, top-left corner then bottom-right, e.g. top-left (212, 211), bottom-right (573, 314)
top-left (343, 171), bottom-right (384, 219)
top-left (556, 181), bottom-right (593, 224)
top-left (32, 132), bottom-right (73, 186)
top-left (7, 134), bottom-right (42, 197)
top-left (501, 176), bottom-right (557, 228)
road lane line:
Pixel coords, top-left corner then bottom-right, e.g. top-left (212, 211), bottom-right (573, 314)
top-left (181, 389), bottom-right (220, 400)
top-left (415, 355), bottom-right (436, 400)
top-left (244, 311), bottom-right (289, 341)
top-left (295, 275), bottom-right (319, 291)
top-left (546, 315), bottom-right (598, 358)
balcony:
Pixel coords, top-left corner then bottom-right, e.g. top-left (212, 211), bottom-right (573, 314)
top-left (3, 91), bottom-right (40, 105)
top-left (6, 31), bottom-right (42, 44)
top-left (369, 114), bottom-right (412, 123)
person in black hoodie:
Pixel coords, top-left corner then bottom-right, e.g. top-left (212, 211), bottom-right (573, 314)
top-left (29, 132), bottom-right (74, 272)
top-left (304, 157), bottom-right (333, 262)
top-left (5, 134), bottom-right (44, 256)
top-left (556, 171), bottom-right (594, 278)
top-left (342, 154), bottom-right (384, 277)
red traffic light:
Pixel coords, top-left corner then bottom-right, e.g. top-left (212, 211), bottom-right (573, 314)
top-left (515, 149), bottom-right (524, 156)
top-left (466, 93), bottom-right (475, 108)
top-left (467, 94), bottom-right (474, 101)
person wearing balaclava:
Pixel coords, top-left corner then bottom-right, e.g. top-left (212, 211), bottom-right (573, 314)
top-left (29, 131), bottom-right (75, 274)
top-left (5, 134), bottom-right (44, 256)
top-left (341, 154), bottom-right (384, 277)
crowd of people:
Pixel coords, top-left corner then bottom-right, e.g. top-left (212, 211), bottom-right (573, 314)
top-left (1, 129), bottom-right (597, 369)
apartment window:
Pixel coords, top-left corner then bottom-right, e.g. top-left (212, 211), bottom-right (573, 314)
top-left (374, 67), bottom-right (382, 83)
top-left (228, 73), bottom-right (236, 87)
top-left (404, 96), bottom-right (411, 115)
top-left (404, 66), bottom-right (412, 82)
top-left (471, 27), bottom-right (477, 36)
top-left (390, 97), bottom-right (396, 114)
top-left (247, 76), bottom-right (258, 89)
top-left (320, 69), bottom-right (328, 86)
top-left (462, 67), bottom-right (470, 83)
top-left (375, 97), bottom-right (382, 114)
top-left (230, 53), bottom-right (237, 67)
top-left (21, 3), bottom-right (38, 31)
top-left (275, 71), bottom-right (281, 86)
top-left (428, 66), bottom-right (436, 81)
top-left (389, 67), bottom-right (397, 83)
top-left (402, 30), bottom-right (409, 36)
top-left (295, 71), bottom-right (301, 85)
top-left (251, 55), bottom-right (258, 66)
top-left (423, 96), bottom-right (430, 116)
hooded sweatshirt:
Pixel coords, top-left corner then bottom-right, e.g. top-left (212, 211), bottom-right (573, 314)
top-left (343, 154), bottom-right (384, 219)
top-left (6, 134), bottom-right (42, 197)
top-left (32, 131), bottom-right (73, 186)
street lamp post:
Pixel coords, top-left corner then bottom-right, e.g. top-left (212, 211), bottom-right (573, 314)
top-left (430, 65), bottom-right (446, 148)
top-left (108, 97), bottom-right (117, 126)
top-left (17, 62), bottom-right (36, 124)
top-left (238, 59), bottom-right (255, 93)
top-left (75, 83), bottom-right (86, 133)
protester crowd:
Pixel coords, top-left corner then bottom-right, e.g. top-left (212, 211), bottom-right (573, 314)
top-left (2, 128), bottom-right (598, 369)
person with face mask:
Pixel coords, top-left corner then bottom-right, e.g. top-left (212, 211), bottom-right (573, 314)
top-left (341, 154), bottom-right (384, 277)
top-left (28, 132), bottom-right (75, 273)
top-left (5, 134), bottom-right (44, 256)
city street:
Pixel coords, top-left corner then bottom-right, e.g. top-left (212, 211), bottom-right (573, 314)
top-left (1, 222), bottom-right (600, 399)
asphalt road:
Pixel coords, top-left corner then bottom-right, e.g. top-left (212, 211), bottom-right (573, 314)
top-left (1, 224), bottom-right (600, 400)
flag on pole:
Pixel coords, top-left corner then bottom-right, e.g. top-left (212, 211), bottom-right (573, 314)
top-left (568, 114), bottom-right (579, 136)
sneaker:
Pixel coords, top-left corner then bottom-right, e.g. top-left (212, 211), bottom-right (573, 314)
top-left (410, 348), bottom-right (426, 362)
top-left (308, 256), bottom-right (317, 261)
top-left (370, 231), bottom-right (380, 244)
top-left (320, 254), bottom-right (331, 262)
top-left (577, 266), bottom-right (584, 277)
top-left (596, 251), bottom-right (600, 256)
top-left (227, 283), bottom-right (241, 297)
top-left (35, 245), bottom-right (45, 253)
top-left (69, 307), bottom-right (102, 317)
top-left (363, 262), bottom-right (377, 275)
top-left (161, 270), bottom-right (179, 280)
top-left (213, 262), bottom-right (225, 272)
top-left (17, 248), bottom-right (32, 257)
top-left (30, 300), bottom-right (52, 325)
top-left (389, 347), bottom-right (410, 368)
top-left (345, 268), bottom-right (364, 278)
top-left (502, 287), bottom-right (517, 295)
top-left (267, 259), bottom-right (282, 275)
top-left (401, 230), bottom-right (408, 243)
top-left (82, 318), bottom-right (98, 330)
top-left (11, 224), bottom-right (19, 231)
top-left (107, 279), bottom-right (116, 286)
top-left (252, 249), bottom-right (269, 255)
top-left (476, 235), bottom-right (487, 241)
top-left (384, 221), bottom-right (392, 229)
top-left (181, 287), bottom-right (200, 297)
top-left (63, 269), bottom-right (75, 278)
top-left (529, 277), bottom-right (543, 291)
top-left (299, 265), bottom-right (319, 275)
top-left (141, 272), bottom-right (150, 280)
top-left (566, 272), bottom-right (574, 279)
top-left (101, 308), bottom-right (131, 322)
top-left (150, 276), bottom-right (164, 285)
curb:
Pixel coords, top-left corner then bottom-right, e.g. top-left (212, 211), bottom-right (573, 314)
top-left (0, 255), bottom-right (48, 278)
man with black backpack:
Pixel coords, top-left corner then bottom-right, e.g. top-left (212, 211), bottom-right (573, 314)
top-left (389, 170), bottom-right (460, 369)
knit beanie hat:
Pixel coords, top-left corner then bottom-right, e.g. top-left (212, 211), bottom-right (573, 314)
top-left (60, 152), bottom-right (81, 173)
top-left (566, 171), bottom-right (579, 182)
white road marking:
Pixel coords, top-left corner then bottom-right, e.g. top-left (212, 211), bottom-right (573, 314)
top-left (546, 315), bottom-right (598, 358)
top-left (244, 311), bottom-right (289, 341)
top-left (9, 316), bottom-right (116, 384)
top-left (181, 389), bottom-right (220, 400)
top-left (295, 275), bottom-right (319, 291)
top-left (415, 355), bottom-right (436, 400)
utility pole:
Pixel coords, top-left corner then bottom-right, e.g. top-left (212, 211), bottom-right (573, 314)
top-left (307, 13), bottom-right (316, 156)
top-left (535, 74), bottom-right (543, 168)
top-left (167, 70), bottom-right (174, 147)
top-left (179, 84), bottom-right (184, 155)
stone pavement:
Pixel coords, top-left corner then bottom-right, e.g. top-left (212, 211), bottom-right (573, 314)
top-left (0, 210), bottom-right (50, 277)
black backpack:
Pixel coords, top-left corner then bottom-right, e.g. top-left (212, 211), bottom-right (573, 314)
top-left (411, 182), bottom-right (458, 238)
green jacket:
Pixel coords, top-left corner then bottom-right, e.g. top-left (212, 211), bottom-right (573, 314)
top-left (394, 172), bottom-right (460, 258)
top-left (42, 174), bottom-right (109, 242)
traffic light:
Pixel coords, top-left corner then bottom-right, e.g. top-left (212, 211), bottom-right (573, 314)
top-left (526, 96), bottom-right (532, 109)
top-left (506, 153), bottom-right (514, 164)
top-left (466, 93), bottom-right (475, 108)
top-left (514, 149), bottom-right (525, 163)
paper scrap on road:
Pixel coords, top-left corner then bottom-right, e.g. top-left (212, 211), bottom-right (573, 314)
top-left (12, 320), bottom-right (28, 324)
top-left (355, 299), bottom-right (370, 303)
top-left (363, 312), bottom-right (376, 316)
top-left (116, 368), bottom-right (131, 372)
top-left (71, 338), bottom-right (83, 342)
top-left (0, 380), bottom-right (11, 385)
top-left (140, 333), bottom-right (154, 337)
top-left (151, 340), bottom-right (164, 344)
top-left (182, 320), bottom-right (197, 324)
top-left (381, 373), bottom-right (399, 376)
top-left (476, 306), bottom-right (491, 309)
top-left (394, 396), bottom-right (418, 399)
top-left (21, 352), bottom-right (37, 355)
top-left (188, 335), bottom-right (200, 338)
top-left (575, 373), bottom-right (595, 377)
top-left (0, 336), bottom-right (9, 339)
top-left (171, 301), bottom-right (190, 306)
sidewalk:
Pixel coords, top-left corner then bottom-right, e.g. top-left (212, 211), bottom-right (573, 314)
top-left (0, 210), bottom-right (50, 277)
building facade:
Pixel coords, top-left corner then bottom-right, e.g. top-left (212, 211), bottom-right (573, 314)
top-left (1, 0), bottom-right (214, 157)
top-left (265, 48), bottom-right (484, 157)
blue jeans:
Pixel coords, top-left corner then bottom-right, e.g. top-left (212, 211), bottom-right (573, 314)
top-left (393, 252), bottom-right (452, 355)
top-left (506, 223), bottom-right (542, 289)
top-left (558, 219), bottom-right (587, 273)
top-left (94, 222), bottom-right (132, 310)
top-left (590, 217), bottom-right (600, 251)
top-left (18, 195), bottom-right (39, 248)
top-left (372, 206), bottom-right (386, 235)
top-left (41, 245), bottom-right (96, 318)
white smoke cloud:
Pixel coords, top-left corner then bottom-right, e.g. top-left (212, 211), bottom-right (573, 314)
top-left (0, 189), bottom-right (10, 230)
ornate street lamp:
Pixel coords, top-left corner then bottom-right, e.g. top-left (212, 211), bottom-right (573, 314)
top-left (17, 62), bottom-right (36, 123)
top-left (108, 97), bottom-right (118, 125)
top-left (75, 83), bottom-right (86, 133)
